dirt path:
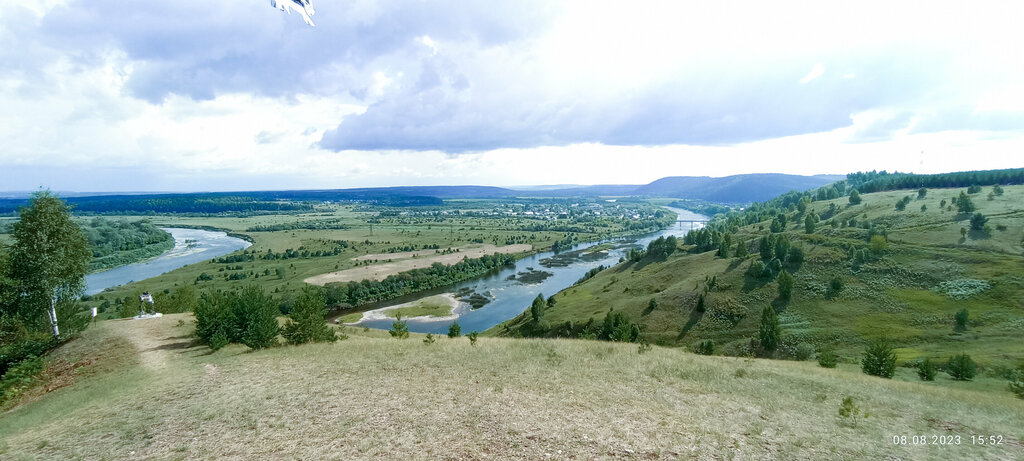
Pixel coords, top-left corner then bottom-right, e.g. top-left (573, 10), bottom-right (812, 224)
top-left (109, 314), bottom-right (195, 371)
top-left (305, 243), bottom-right (531, 285)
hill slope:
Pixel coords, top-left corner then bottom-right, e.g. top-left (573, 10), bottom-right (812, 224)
top-left (634, 174), bottom-right (842, 202)
top-left (495, 185), bottom-right (1024, 375)
top-left (1, 314), bottom-right (1022, 459)
top-left (0, 174), bottom-right (838, 215)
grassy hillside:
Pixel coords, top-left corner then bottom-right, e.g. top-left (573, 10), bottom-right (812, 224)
top-left (494, 185), bottom-right (1024, 380)
top-left (1, 314), bottom-right (1022, 459)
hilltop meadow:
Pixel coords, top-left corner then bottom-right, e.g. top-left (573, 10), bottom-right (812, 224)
top-left (0, 314), bottom-right (1021, 460)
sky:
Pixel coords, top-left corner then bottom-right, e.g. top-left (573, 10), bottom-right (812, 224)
top-left (1, 0), bottom-right (1022, 192)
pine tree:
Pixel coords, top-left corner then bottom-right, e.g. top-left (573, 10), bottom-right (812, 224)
top-left (848, 189), bottom-right (862, 205)
top-left (758, 305), bottom-right (780, 352)
top-left (530, 293), bottom-right (545, 324)
top-left (282, 286), bottom-right (337, 344)
top-left (717, 233), bottom-right (731, 258)
top-left (955, 191), bottom-right (975, 213)
top-left (447, 321), bottom-right (462, 338)
top-left (861, 339), bottom-right (897, 378)
top-left (777, 270), bottom-right (795, 301)
top-left (234, 285), bottom-right (280, 349)
top-left (734, 240), bottom-right (749, 258)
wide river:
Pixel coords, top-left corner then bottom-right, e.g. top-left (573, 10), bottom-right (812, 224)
top-left (84, 228), bottom-right (251, 295)
top-left (350, 206), bottom-right (707, 334)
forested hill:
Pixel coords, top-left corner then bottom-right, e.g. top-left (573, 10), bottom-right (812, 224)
top-left (81, 218), bottom-right (174, 271)
top-left (22, 168), bottom-right (1017, 215)
top-left (495, 174), bottom-right (1024, 400)
top-left (632, 174), bottom-right (842, 202)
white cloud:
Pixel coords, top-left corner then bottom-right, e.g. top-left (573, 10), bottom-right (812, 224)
top-left (1, 0), bottom-right (1023, 192)
top-left (800, 63), bottom-right (825, 84)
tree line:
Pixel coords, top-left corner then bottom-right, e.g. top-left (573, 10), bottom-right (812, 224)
top-left (81, 217), bottom-right (174, 271)
top-left (323, 253), bottom-right (516, 306)
top-left (845, 168), bottom-right (1024, 194)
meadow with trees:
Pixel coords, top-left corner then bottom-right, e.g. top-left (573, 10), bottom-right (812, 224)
top-left (496, 169), bottom-right (1024, 402)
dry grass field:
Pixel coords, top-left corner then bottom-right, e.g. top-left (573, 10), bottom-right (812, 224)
top-left (304, 243), bottom-right (532, 285)
top-left (1, 314), bottom-right (1021, 460)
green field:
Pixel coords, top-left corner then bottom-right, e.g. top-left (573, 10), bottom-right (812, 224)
top-left (381, 294), bottom-right (456, 319)
top-left (69, 200), bottom-right (672, 319)
top-left (0, 314), bottom-right (1021, 459)
top-left (494, 185), bottom-right (1024, 389)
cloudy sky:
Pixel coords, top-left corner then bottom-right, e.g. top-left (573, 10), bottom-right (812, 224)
top-left (1, 0), bottom-right (1022, 192)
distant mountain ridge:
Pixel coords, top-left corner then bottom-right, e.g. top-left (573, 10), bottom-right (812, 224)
top-left (633, 173), bottom-right (842, 202)
top-left (511, 174), bottom-right (841, 202)
top-left (0, 174), bottom-right (840, 214)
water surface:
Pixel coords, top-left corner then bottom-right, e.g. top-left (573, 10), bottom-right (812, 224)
top-left (352, 207), bottom-right (707, 333)
top-left (85, 228), bottom-right (251, 295)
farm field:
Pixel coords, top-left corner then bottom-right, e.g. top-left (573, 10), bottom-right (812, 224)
top-left (58, 200), bottom-right (673, 319)
top-left (305, 243), bottom-right (532, 285)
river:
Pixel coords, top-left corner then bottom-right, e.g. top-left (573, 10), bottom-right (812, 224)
top-left (349, 207), bottom-right (708, 334)
top-left (84, 228), bottom-right (251, 295)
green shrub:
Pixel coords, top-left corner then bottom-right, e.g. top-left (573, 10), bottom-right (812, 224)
top-left (746, 261), bottom-right (767, 279)
top-left (234, 286), bottom-right (280, 349)
top-left (468, 331), bottom-right (479, 346)
top-left (758, 306), bottom-right (780, 353)
top-left (869, 235), bottom-right (888, 254)
top-left (194, 291), bottom-right (236, 347)
top-left (389, 316), bottom-right (409, 339)
top-left (818, 348), bottom-right (838, 368)
top-left (917, 358), bottom-right (938, 381)
top-left (194, 286), bottom-right (279, 350)
top-left (208, 330), bottom-right (229, 351)
top-left (793, 343), bottom-right (815, 361)
top-left (956, 191), bottom-right (975, 213)
top-left (447, 321), bottom-right (462, 338)
top-left (695, 340), bottom-right (714, 355)
top-left (0, 355), bottom-right (45, 403)
top-left (787, 247), bottom-right (804, 266)
top-left (829, 277), bottom-right (844, 293)
top-left (838, 396), bottom-right (868, 427)
top-left (422, 333), bottom-right (435, 345)
top-left (953, 308), bottom-right (969, 333)
top-left (970, 213), bottom-right (988, 231)
top-left (0, 326), bottom-right (56, 378)
top-left (946, 353), bottom-right (977, 381)
top-left (282, 286), bottom-right (337, 345)
top-left (163, 284), bottom-right (197, 314)
top-left (861, 339), bottom-right (897, 378)
top-left (599, 309), bottom-right (640, 343)
top-left (637, 340), bottom-right (652, 355)
top-left (1008, 370), bottom-right (1024, 399)
top-left (777, 270), bottom-right (794, 301)
top-left (934, 279), bottom-right (990, 299)
top-left (734, 240), bottom-right (749, 258)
